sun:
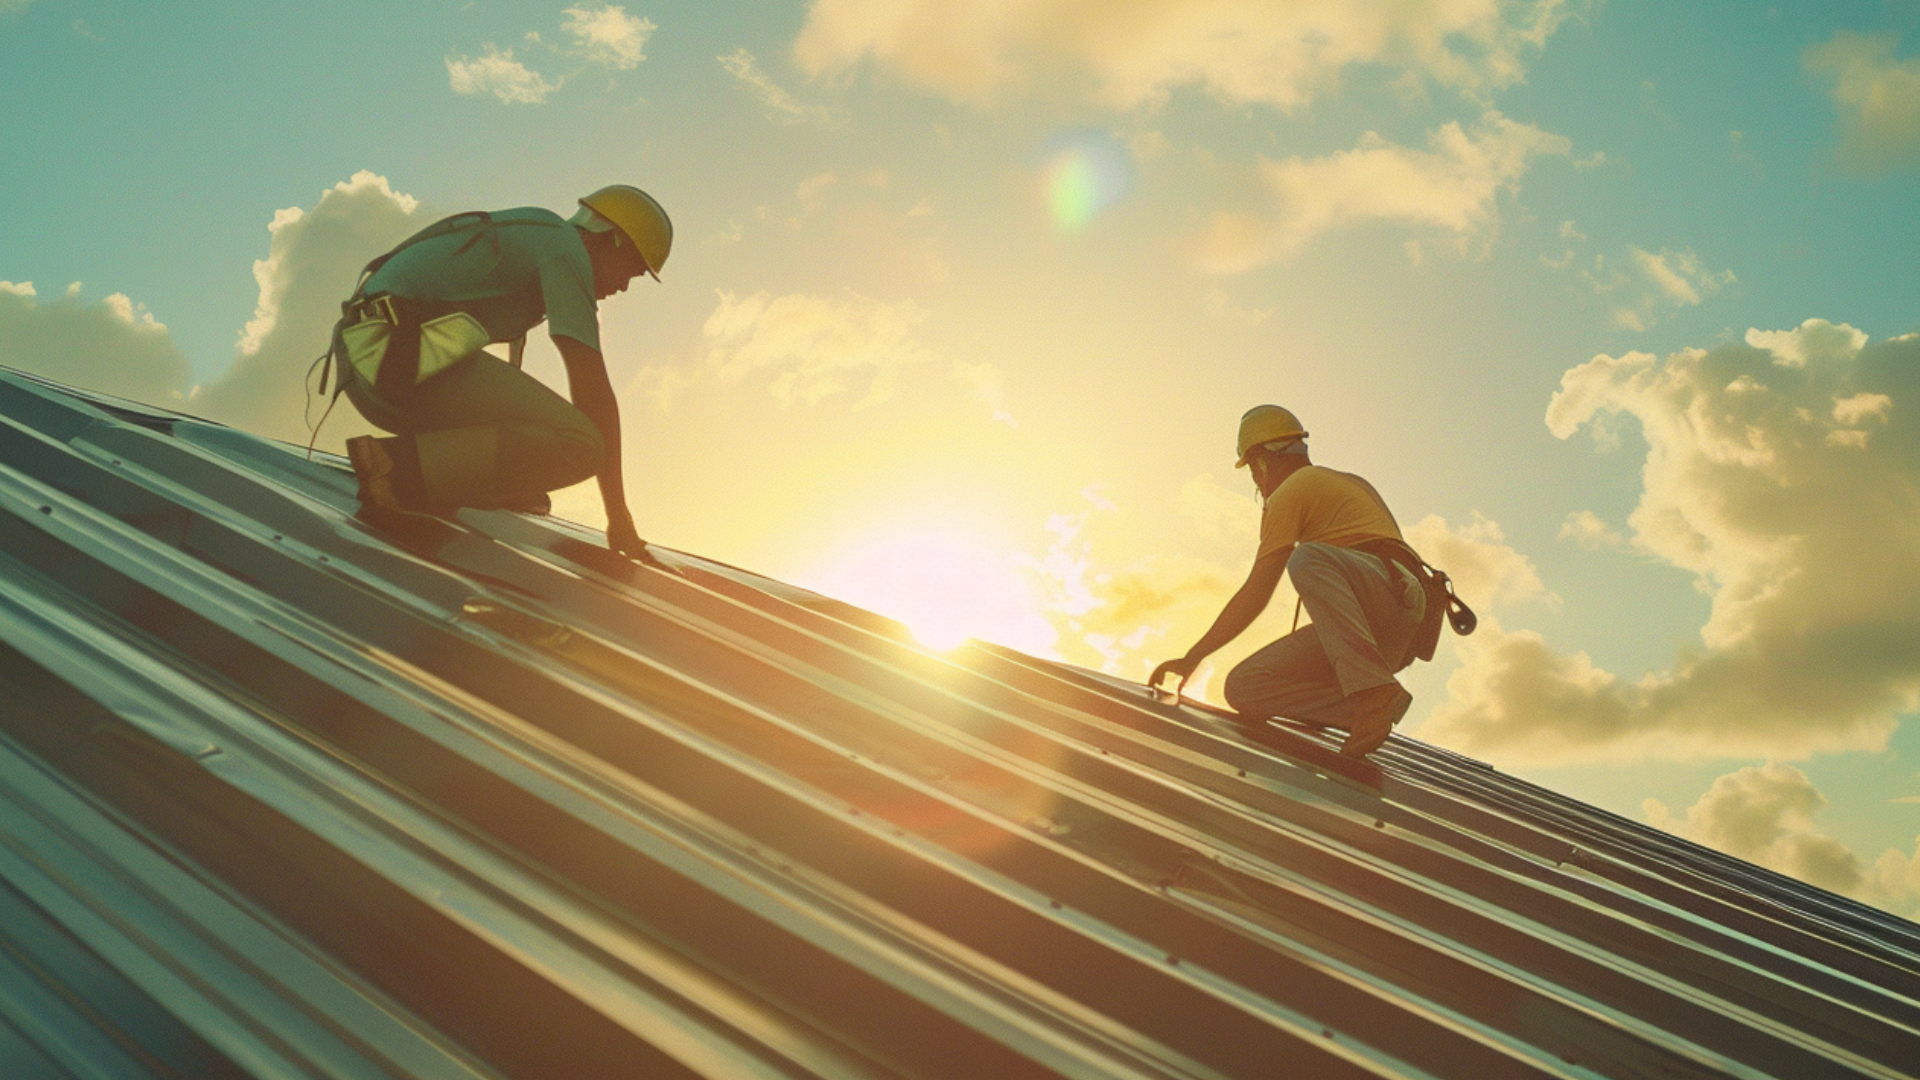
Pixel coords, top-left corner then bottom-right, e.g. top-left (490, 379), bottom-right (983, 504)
top-left (795, 529), bottom-right (1058, 654)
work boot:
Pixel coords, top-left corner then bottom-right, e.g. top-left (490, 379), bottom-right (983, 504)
top-left (347, 436), bottom-right (433, 527)
top-left (1339, 683), bottom-right (1412, 758)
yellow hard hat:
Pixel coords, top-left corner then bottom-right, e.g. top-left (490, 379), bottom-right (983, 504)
top-left (1235, 404), bottom-right (1308, 467)
top-left (578, 184), bottom-right (672, 280)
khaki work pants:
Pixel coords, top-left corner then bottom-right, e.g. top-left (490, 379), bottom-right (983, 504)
top-left (1223, 541), bottom-right (1426, 728)
top-left (344, 350), bottom-right (603, 511)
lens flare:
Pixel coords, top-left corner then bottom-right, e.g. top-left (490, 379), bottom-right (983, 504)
top-left (1041, 131), bottom-right (1132, 233)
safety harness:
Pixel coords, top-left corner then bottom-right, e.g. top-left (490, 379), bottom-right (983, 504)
top-left (303, 211), bottom-right (560, 451)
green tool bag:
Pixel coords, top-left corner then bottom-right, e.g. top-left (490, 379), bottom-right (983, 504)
top-left (337, 294), bottom-right (490, 400)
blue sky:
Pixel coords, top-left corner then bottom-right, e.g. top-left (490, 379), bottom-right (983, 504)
top-left (5, 0), bottom-right (1920, 915)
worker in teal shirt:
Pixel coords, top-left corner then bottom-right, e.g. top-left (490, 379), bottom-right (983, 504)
top-left (334, 184), bottom-right (669, 560)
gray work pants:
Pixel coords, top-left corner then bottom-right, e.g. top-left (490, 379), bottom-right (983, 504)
top-left (1223, 541), bottom-right (1426, 727)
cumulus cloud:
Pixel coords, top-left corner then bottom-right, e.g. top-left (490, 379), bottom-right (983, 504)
top-left (447, 46), bottom-right (560, 104)
top-left (1, 172), bottom-right (425, 449)
top-left (1195, 112), bottom-right (1571, 271)
top-left (720, 48), bottom-right (833, 124)
top-left (794, 0), bottom-right (1583, 111)
top-left (1805, 31), bottom-right (1920, 174)
top-left (1407, 512), bottom-right (1556, 611)
top-left (194, 171), bottom-right (429, 446)
top-left (1646, 764), bottom-right (1920, 917)
top-left (0, 281), bottom-right (191, 407)
top-left (1558, 509), bottom-right (1626, 550)
top-left (1645, 763), bottom-right (1867, 894)
top-left (644, 289), bottom-right (1012, 423)
top-left (1424, 320), bottom-right (1920, 764)
top-left (563, 3), bottom-right (654, 69)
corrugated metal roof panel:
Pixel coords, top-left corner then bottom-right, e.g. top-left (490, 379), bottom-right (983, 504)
top-left (0, 366), bottom-right (1915, 1079)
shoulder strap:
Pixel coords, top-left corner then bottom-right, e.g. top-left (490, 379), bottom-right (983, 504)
top-left (350, 210), bottom-right (495, 297)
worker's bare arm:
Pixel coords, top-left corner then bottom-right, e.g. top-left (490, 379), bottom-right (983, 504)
top-left (553, 334), bottom-right (646, 558)
top-left (1149, 545), bottom-right (1290, 695)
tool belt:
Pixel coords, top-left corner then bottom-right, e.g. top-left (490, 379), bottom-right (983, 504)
top-left (1353, 536), bottom-right (1478, 664)
top-left (331, 292), bottom-right (489, 403)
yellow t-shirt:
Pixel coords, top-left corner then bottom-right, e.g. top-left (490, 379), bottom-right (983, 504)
top-left (1256, 465), bottom-right (1404, 560)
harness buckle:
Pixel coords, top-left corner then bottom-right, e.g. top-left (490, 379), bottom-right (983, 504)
top-left (343, 293), bottom-right (399, 326)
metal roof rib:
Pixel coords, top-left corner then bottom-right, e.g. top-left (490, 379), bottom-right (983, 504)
top-left (0, 367), bottom-right (1916, 1079)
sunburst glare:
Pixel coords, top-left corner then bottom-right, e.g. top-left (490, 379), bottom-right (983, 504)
top-left (796, 529), bottom-right (1058, 654)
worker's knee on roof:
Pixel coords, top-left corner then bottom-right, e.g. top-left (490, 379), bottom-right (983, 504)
top-left (1221, 659), bottom-right (1261, 715)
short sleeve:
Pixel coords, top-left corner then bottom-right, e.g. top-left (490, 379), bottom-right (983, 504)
top-left (1256, 488), bottom-right (1305, 560)
top-left (539, 250), bottom-right (601, 352)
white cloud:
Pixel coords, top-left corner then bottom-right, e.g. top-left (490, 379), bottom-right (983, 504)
top-left (1627, 246), bottom-right (1714, 305)
top-left (1406, 512), bottom-right (1556, 610)
top-left (1646, 764), bottom-right (1920, 918)
top-left (194, 171), bottom-right (428, 447)
top-left (701, 289), bottom-right (935, 408)
top-left (1644, 763), bottom-right (1867, 895)
top-left (1872, 833), bottom-right (1920, 919)
top-left (1558, 509), bottom-right (1626, 550)
top-left (656, 289), bottom-right (1011, 423)
top-left (1423, 320), bottom-right (1920, 764)
top-left (0, 0), bottom-right (32, 14)
top-left (1805, 31), bottom-right (1920, 173)
top-left (1574, 246), bottom-right (1733, 332)
top-left (0, 282), bottom-right (191, 407)
top-left (1196, 112), bottom-right (1571, 271)
top-left (563, 4), bottom-right (654, 70)
top-left (1745, 319), bottom-right (1864, 368)
top-left (795, 0), bottom-right (1584, 111)
top-left (720, 48), bottom-right (833, 125)
top-left (447, 46), bottom-right (560, 104)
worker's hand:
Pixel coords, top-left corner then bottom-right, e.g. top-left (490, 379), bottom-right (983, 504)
top-left (1148, 656), bottom-right (1199, 700)
top-left (605, 511), bottom-right (650, 561)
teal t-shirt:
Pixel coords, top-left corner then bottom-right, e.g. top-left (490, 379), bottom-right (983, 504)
top-left (361, 207), bottom-right (601, 351)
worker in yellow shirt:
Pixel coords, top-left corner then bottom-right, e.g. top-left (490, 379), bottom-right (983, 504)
top-left (1151, 405), bottom-right (1442, 758)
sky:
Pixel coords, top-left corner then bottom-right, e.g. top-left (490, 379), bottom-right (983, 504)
top-left (4, 0), bottom-right (1920, 916)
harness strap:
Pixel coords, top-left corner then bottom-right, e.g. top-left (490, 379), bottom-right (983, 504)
top-left (304, 210), bottom-right (567, 450)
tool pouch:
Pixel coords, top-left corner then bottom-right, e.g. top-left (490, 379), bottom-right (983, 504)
top-left (339, 294), bottom-right (487, 402)
top-left (1355, 537), bottom-right (1478, 664)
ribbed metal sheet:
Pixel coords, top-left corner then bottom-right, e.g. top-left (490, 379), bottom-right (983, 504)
top-left (0, 365), bottom-right (1915, 1079)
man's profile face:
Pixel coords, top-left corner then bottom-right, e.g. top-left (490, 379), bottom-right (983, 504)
top-left (587, 233), bottom-right (646, 299)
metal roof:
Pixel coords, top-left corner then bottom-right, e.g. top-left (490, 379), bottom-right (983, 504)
top-left (1, 366), bottom-right (1916, 1079)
